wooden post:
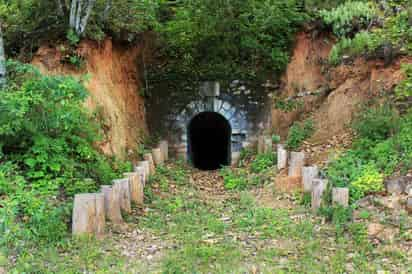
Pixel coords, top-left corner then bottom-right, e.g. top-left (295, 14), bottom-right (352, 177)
top-left (160, 140), bottom-right (169, 162)
top-left (277, 144), bottom-right (288, 170)
top-left (288, 151), bottom-right (305, 177)
top-left (152, 147), bottom-right (164, 165)
top-left (72, 193), bottom-right (106, 236)
top-left (332, 187), bottom-right (349, 207)
top-left (311, 179), bottom-right (328, 211)
top-left (95, 193), bottom-right (105, 236)
top-left (113, 179), bottom-right (131, 213)
top-left (302, 166), bottom-right (319, 193)
top-left (123, 172), bottom-right (140, 204)
top-left (231, 152), bottom-right (240, 166)
top-left (134, 165), bottom-right (146, 187)
top-left (143, 153), bottom-right (155, 174)
top-left (138, 160), bottom-right (151, 179)
top-left (257, 135), bottom-right (265, 154)
top-left (264, 136), bottom-right (273, 153)
top-left (101, 185), bottom-right (123, 224)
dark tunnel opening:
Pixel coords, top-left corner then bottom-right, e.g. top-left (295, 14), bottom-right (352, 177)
top-left (188, 112), bottom-right (231, 170)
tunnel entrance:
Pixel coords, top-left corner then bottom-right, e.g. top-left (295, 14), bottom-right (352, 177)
top-left (188, 112), bottom-right (231, 170)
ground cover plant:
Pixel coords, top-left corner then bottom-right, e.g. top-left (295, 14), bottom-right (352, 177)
top-left (0, 61), bottom-right (131, 260)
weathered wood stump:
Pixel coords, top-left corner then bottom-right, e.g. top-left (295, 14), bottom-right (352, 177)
top-left (231, 152), bottom-right (241, 166)
top-left (302, 166), bottom-right (319, 193)
top-left (138, 160), bottom-right (151, 179)
top-left (257, 135), bottom-right (265, 154)
top-left (72, 193), bottom-right (106, 236)
top-left (311, 179), bottom-right (328, 211)
top-left (143, 153), bottom-right (155, 174)
top-left (152, 147), bottom-right (164, 166)
top-left (332, 187), bottom-right (349, 207)
top-left (134, 165), bottom-right (146, 186)
top-left (160, 140), bottom-right (169, 162)
top-left (113, 179), bottom-right (131, 213)
top-left (277, 144), bottom-right (288, 170)
top-left (288, 151), bottom-right (305, 177)
top-left (264, 136), bottom-right (273, 153)
top-left (123, 172), bottom-right (142, 205)
top-left (101, 185), bottom-right (123, 224)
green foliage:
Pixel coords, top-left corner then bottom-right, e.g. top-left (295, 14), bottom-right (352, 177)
top-left (286, 119), bottom-right (315, 150)
top-left (319, 205), bottom-right (353, 238)
top-left (155, 0), bottom-right (307, 80)
top-left (326, 104), bottom-right (412, 203)
top-left (395, 64), bottom-right (412, 99)
top-left (0, 61), bottom-right (130, 253)
top-left (351, 164), bottom-right (384, 201)
top-left (274, 97), bottom-right (304, 112)
top-left (352, 103), bottom-right (399, 142)
top-left (250, 153), bottom-right (276, 174)
top-left (329, 31), bottom-right (379, 65)
top-left (319, 1), bottom-right (377, 38)
top-left (271, 134), bottom-right (281, 144)
top-left (220, 167), bottom-right (248, 190)
top-left (328, 7), bottom-right (412, 65)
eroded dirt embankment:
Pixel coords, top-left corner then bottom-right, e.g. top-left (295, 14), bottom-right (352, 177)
top-left (272, 30), bottom-right (412, 163)
top-left (32, 38), bottom-right (148, 159)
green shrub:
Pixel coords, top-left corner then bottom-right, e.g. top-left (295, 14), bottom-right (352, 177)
top-left (286, 119), bottom-right (314, 150)
top-left (0, 61), bottom-right (131, 253)
top-left (352, 104), bottom-right (399, 142)
top-left (250, 153), bottom-right (276, 173)
top-left (319, 1), bottom-right (377, 38)
top-left (350, 164), bottom-right (384, 201)
top-left (329, 31), bottom-right (379, 65)
top-left (221, 167), bottom-right (248, 190)
top-left (395, 64), bottom-right (412, 99)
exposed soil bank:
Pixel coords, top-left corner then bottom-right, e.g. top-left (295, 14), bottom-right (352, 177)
top-left (32, 39), bottom-right (148, 158)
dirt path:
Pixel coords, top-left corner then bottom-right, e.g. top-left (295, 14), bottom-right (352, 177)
top-left (104, 165), bottom-right (411, 273)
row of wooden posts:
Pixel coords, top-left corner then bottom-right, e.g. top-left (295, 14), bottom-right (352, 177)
top-left (257, 136), bottom-right (349, 211)
top-left (72, 141), bottom-right (169, 236)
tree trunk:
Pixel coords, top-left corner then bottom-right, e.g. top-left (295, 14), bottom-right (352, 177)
top-left (103, 0), bottom-right (112, 21)
top-left (79, 0), bottom-right (96, 34)
top-left (0, 25), bottom-right (6, 88)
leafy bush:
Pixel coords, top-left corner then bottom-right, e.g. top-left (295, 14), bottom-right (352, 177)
top-left (0, 61), bottom-right (130, 253)
top-left (326, 105), bottom-right (412, 203)
top-left (352, 104), bottom-right (399, 142)
top-left (328, 9), bottom-right (412, 65)
top-left (155, 0), bottom-right (307, 80)
top-left (319, 1), bottom-right (377, 38)
top-left (286, 119), bottom-right (315, 150)
top-left (328, 31), bottom-right (379, 65)
top-left (350, 164), bottom-right (384, 201)
top-left (250, 153), bottom-right (276, 173)
top-left (221, 167), bottom-right (248, 190)
top-left (395, 64), bottom-right (412, 99)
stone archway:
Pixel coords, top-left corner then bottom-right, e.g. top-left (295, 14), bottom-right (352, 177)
top-left (188, 111), bottom-right (231, 170)
top-left (174, 97), bottom-right (248, 164)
